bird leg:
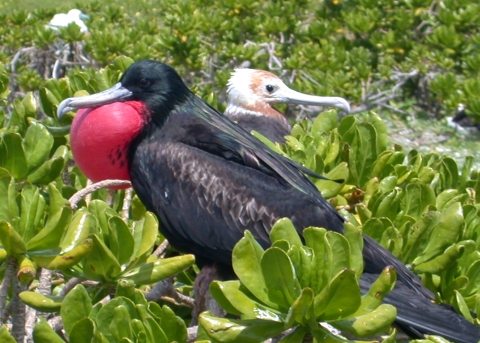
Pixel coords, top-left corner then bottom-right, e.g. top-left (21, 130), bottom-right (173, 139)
top-left (190, 264), bottom-right (226, 325)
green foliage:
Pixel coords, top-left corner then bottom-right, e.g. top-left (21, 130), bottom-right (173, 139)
top-left (201, 220), bottom-right (397, 342)
top-left (31, 282), bottom-right (187, 343)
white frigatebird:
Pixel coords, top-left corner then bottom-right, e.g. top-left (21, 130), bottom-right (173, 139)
top-left (57, 60), bottom-right (480, 342)
top-left (225, 68), bottom-right (350, 142)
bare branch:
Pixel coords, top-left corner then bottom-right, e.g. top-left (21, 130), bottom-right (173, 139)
top-left (0, 257), bottom-right (17, 324)
top-left (69, 180), bottom-right (132, 210)
top-left (153, 240), bottom-right (170, 258)
top-left (11, 272), bottom-right (26, 343)
top-left (122, 187), bottom-right (133, 223)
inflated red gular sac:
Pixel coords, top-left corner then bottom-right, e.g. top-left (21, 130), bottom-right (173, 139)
top-left (66, 93), bottom-right (149, 189)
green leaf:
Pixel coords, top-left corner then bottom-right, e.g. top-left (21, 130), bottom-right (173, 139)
top-left (334, 304), bottom-right (397, 337)
top-left (285, 287), bottom-right (315, 327)
top-left (108, 216), bottom-right (135, 265)
top-left (210, 280), bottom-right (283, 321)
top-left (83, 234), bottom-right (121, 282)
top-left (355, 266), bottom-right (396, 315)
top-left (61, 285), bottom-right (92, 337)
top-left (452, 290), bottom-right (474, 323)
top-left (0, 220), bottom-right (26, 255)
top-left (48, 183), bottom-right (68, 218)
top-left (412, 202), bottom-right (464, 266)
top-left (27, 207), bottom-right (72, 252)
top-left (96, 297), bottom-right (137, 342)
top-left (32, 318), bottom-right (66, 343)
top-left (0, 326), bottom-right (17, 343)
top-left (232, 231), bottom-right (275, 308)
top-left (304, 227), bottom-right (330, 294)
top-left (414, 243), bottom-right (464, 274)
top-left (27, 145), bottom-right (68, 184)
top-left (131, 212), bottom-right (158, 263)
top-left (1, 133), bottom-right (28, 179)
top-left (59, 210), bottom-right (95, 253)
top-left (312, 109), bottom-right (338, 134)
top-left (0, 170), bottom-right (18, 223)
top-left (261, 247), bottom-right (300, 309)
top-left (270, 218), bottom-right (302, 248)
top-left (23, 122), bottom-right (54, 172)
top-left (159, 305), bottom-right (187, 343)
top-left (69, 317), bottom-right (94, 343)
top-left (315, 268), bottom-right (361, 320)
top-left (401, 183), bottom-right (435, 218)
top-left (199, 314), bottom-right (284, 343)
top-left (111, 305), bottom-right (134, 342)
top-left (122, 254), bottom-right (195, 285)
top-left (17, 185), bottom-right (45, 242)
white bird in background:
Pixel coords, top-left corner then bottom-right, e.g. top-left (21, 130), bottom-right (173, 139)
top-left (46, 9), bottom-right (89, 33)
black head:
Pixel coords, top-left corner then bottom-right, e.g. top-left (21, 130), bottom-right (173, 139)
top-left (120, 60), bottom-right (191, 115)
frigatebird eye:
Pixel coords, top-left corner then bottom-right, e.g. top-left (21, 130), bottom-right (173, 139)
top-left (265, 84), bottom-right (275, 93)
top-left (139, 78), bottom-right (151, 88)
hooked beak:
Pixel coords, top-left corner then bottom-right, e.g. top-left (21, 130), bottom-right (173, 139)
top-left (274, 87), bottom-right (350, 114)
top-left (79, 13), bottom-right (90, 20)
top-left (57, 83), bottom-right (132, 119)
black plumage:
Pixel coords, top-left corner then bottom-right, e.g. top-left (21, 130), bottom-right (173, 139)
top-left (58, 60), bottom-right (480, 343)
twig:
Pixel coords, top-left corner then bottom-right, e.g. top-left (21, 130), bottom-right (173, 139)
top-left (121, 187), bottom-right (133, 223)
top-left (58, 277), bottom-right (84, 297)
top-left (11, 272), bottom-right (26, 343)
top-left (145, 278), bottom-right (195, 308)
top-left (0, 257), bottom-right (17, 324)
top-left (153, 240), bottom-right (170, 258)
top-left (187, 326), bottom-right (197, 343)
top-left (48, 316), bottom-right (63, 332)
top-left (69, 180), bottom-right (132, 210)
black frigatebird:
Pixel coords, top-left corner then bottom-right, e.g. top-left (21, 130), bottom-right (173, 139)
top-left (225, 68), bottom-right (350, 142)
top-left (58, 60), bottom-right (480, 343)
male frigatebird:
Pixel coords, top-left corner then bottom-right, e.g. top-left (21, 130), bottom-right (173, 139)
top-left (225, 69), bottom-right (350, 142)
top-left (58, 60), bottom-right (480, 342)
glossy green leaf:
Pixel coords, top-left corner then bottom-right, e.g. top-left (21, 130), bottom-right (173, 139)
top-left (270, 218), bottom-right (302, 248)
top-left (27, 145), bottom-right (68, 184)
top-left (83, 234), bottom-right (121, 282)
top-left (334, 303), bottom-right (397, 337)
top-left (61, 285), bottom-right (92, 337)
top-left (315, 268), bottom-right (361, 320)
top-left (1, 132), bottom-right (28, 179)
top-left (412, 202), bottom-right (464, 266)
top-left (158, 305), bottom-right (187, 343)
top-left (0, 170), bottom-right (17, 223)
top-left (108, 216), bottom-right (135, 265)
top-left (0, 220), bottom-right (26, 255)
top-left (232, 231), bottom-right (275, 308)
top-left (111, 305), bottom-right (134, 342)
top-left (23, 122), bottom-right (54, 172)
top-left (261, 247), bottom-right (300, 309)
top-left (210, 280), bottom-right (283, 321)
top-left (27, 206), bottom-right (72, 252)
top-left (69, 317), bottom-right (94, 343)
top-left (48, 183), bottom-right (68, 218)
top-left (131, 212), bottom-right (158, 262)
top-left (199, 314), bottom-right (284, 343)
top-left (17, 185), bottom-right (45, 242)
top-left (96, 297), bottom-right (137, 342)
top-left (32, 317), bottom-right (66, 343)
top-left (355, 266), bottom-right (396, 315)
top-left (122, 254), bottom-right (195, 285)
top-left (59, 210), bottom-right (95, 253)
top-left (304, 227), bottom-right (330, 294)
top-left (285, 287), bottom-right (315, 327)
top-left (414, 243), bottom-right (464, 274)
